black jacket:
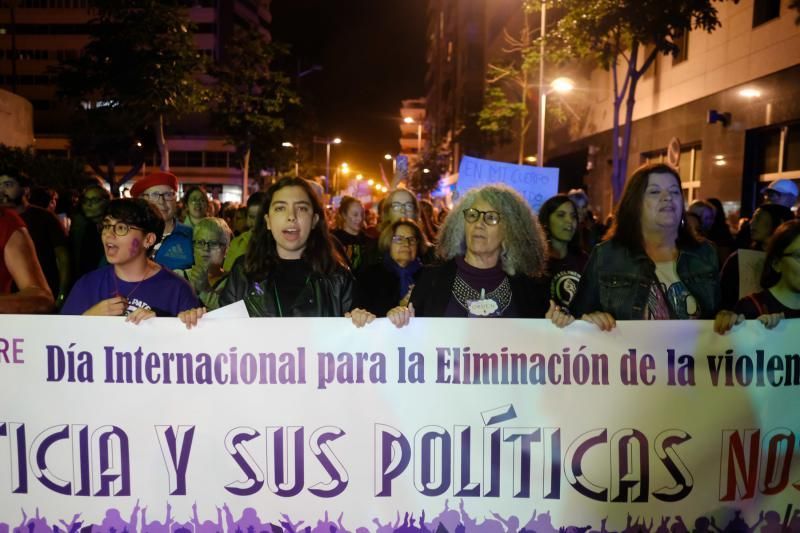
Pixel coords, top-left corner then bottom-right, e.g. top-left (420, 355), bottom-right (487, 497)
top-left (219, 258), bottom-right (354, 317)
top-left (354, 261), bottom-right (422, 316)
top-left (409, 259), bottom-right (549, 318)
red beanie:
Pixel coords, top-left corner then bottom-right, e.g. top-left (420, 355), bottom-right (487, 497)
top-left (131, 171), bottom-right (179, 198)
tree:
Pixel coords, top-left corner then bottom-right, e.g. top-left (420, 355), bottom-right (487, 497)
top-left (550, 0), bottom-right (731, 201)
top-left (409, 142), bottom-right (448, 196)
top-left (477, 1), bottom-right (567, 164)
top-left (54, 0), bottom-right (205, 192)
top-left (0, 145), bottom-right (91, 192)
top-left (208, 27), bottom-right (299, 200)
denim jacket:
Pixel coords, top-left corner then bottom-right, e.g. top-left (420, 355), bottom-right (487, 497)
top-left (570, 239), bottom-right (720, 320)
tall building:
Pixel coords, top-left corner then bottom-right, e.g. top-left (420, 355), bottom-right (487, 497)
top-left (398, 97), bottom-right (427, 170)
top-left (424, 0), bottom-right (487, 176)
top-left (424, 0), bottom-right (800, 219)
top-left (0, 0), bottom-right (272, 200)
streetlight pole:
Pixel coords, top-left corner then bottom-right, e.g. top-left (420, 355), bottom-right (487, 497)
top-left (314, 136), bottom-right (341, 193)
top-left (537, 0), bottom-right (547, 167)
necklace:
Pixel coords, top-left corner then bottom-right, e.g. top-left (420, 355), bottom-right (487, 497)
top-left (452, 275), bottom-right (512, 315)
top-left (113, 263), bottom-right (152, 302)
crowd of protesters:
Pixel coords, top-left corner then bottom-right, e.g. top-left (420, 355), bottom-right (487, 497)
top-left (2, 163), bottom-right (799, 334)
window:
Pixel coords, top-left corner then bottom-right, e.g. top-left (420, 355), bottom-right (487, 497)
top-left (757, 123), bottom-right (800, 185)
top-left (204, 151), bottom-right (229, 168)
top-left (672, 30), bottom-right (689, 66)
top-left (641, 143), bottom-right (702, 202)
top-left (753, 0), bottom-right (780, 27)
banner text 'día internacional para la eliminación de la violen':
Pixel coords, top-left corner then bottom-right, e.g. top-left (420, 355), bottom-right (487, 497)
top-left (1, 315), bottom-right (799, 532)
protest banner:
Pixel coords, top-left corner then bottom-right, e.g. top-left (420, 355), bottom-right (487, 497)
top-left (457, 156), bottom-right (559, 211)
top-left (1, 315), bottom-right (799, 532)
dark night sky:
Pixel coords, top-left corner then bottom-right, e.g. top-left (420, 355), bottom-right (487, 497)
top-left (269, 0), bottom-right (428, 180)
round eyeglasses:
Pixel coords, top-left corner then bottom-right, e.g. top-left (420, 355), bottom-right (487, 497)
top-left (194, 240), bottom-right (225, 250)
top-left (391, 235), bottom-right (418, 246)
top-left (100, 221), bottom-right (143, 237)
top-left (463, 208), bottom-right (501, 225)
top-left (391, 202), bottom-right (416, 213)
top-left (140, 191), bottom-right (176, 202)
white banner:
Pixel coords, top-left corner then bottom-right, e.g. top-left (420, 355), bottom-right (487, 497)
top-left (1, 316), bottom-right (799, 532)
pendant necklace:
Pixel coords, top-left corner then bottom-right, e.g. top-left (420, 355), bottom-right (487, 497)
top-left (114, 263), bottom-right (152, 302)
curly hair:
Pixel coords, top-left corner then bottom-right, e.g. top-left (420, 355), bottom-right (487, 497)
top-left (436, 184), bottom-right (548, 277)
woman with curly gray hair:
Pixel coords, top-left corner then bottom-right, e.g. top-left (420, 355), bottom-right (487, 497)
top-left (387, 184), bottom-right (572, 326)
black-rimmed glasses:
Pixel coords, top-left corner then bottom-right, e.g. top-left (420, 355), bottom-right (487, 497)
top-left (463, 208), bottom-right (501, 225)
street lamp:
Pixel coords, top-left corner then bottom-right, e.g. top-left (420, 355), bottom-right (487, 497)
top-left (537, 77), bottom-right (575, 167)
top-left (282, 142), bottom-right (300, 177)
top-left (384, 153), bottom-right (397, 177)
top-left (313, 137), bottom-right (342, 193)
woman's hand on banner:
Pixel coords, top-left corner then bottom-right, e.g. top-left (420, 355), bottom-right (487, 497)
top-left (178, 307), bottom-right (207, 329)
top-left (713, 310), bottom-right (744, 334)
top-left (345, 308), bottom-right (376, 328)
top-left (546, 300), bottom-right (575, 328)
top-left (581, 311), bottom-right (616, 331)
top-left (387, 303), bottom-right (414, 328)
top-left (126, 307), bottom-right (155, 324)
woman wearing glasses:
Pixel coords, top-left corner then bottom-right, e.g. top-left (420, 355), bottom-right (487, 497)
top-left (353, 219), bottom-right (428, 316)
top-left (387, 184), bottom-right (565, 325)
top-left (61, 198), bottom-right (199, 321)
top-left (379, 188), bottom-right (419, 230)
top-left (180, 186), bottom-right (211, 229)
top-left (174, 217), bottom-right (232, 310)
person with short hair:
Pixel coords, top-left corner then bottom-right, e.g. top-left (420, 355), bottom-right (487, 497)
top-left (175, 217), bottom-right (232, 310)
top-left (61, 198), bottom-right (199, 321)
top-left (131, 171), bottom-right (193, 270)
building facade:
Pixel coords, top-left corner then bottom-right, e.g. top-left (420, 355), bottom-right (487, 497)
top-left (425, 0), bottom-right (800, 219)
top-left (0, 0), bottom-right (272, 200)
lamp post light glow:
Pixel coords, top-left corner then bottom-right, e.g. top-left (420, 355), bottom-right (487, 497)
top-left (537, 76), bottom-right (575, 167)
top-left (403, 117), bottom-right (423, 155)
top-left (312, 137), bottom-right (342, 193)
top-left (739, 88), bottom-right (761, 99)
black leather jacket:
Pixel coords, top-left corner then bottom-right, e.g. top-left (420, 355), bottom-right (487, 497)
top-left (570, 239), bottom-right (720, 319)
top-left (219, 259), bottom-right (354, 317)
top-left (409, 259), bottom-right (549, 318)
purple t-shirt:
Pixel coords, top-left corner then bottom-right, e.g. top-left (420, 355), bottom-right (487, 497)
top-left (61, 265), bottom-right (199, 316)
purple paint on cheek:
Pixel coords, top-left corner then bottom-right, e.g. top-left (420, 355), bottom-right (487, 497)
top-left (129, 238), bottom-right (141, 256)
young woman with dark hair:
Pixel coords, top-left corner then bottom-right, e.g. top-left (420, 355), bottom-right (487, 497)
top-left (718, 203), bottom-right (794, 311)
top-left (185, 177), bottom-right (357, 320)
top-left (724, 220), bottom-right (800, 330)
top-left (571, 163), bottom-right (721, 330)
top-left (538, 194), bottom-right (588, 309)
